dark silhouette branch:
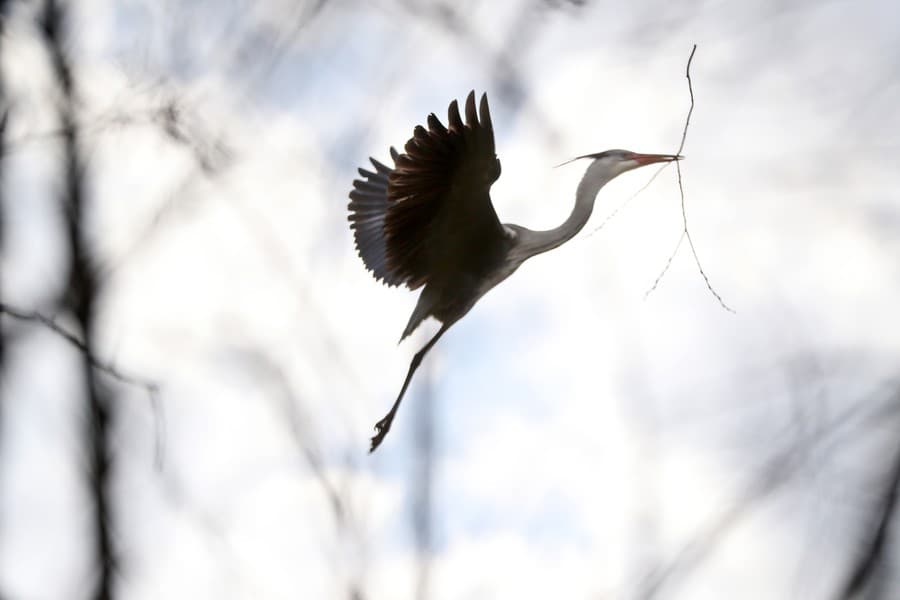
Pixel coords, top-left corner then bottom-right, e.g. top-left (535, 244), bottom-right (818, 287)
top-left (836, 431), bottom-right (900, 599)
top-left (1, 36), bottom-right (8, 372)
top-left (0, 11), bottom-right (8, 598)
top-left (645, 45), bottom-right (734, 312)
top-left (39, 1), bottom-right (115, 595)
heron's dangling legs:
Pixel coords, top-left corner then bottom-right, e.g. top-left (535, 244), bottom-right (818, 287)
top-left (370, 322), bottom-right (451, 452)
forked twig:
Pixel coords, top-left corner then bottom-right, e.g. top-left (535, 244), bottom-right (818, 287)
top-left (645, 44), bottom-right (734, 313)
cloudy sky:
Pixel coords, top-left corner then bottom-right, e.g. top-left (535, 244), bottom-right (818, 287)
top-left (2, 0), bottom-right (899, 598)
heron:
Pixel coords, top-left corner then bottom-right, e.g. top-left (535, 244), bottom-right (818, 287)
top-left (349, 91), bottom-right (681, 451)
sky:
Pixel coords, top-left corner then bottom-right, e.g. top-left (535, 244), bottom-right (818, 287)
top-left (2, 0), bottom-right (900, 598)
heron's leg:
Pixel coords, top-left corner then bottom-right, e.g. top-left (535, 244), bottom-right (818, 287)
top-left (370, 322), bottom-right (451, 452)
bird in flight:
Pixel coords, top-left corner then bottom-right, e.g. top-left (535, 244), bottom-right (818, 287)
top-left (349, 91), bottom-right (680, 451)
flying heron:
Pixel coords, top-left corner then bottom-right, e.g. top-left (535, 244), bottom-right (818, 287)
top-left (349, 91), bottom-right (680, 451)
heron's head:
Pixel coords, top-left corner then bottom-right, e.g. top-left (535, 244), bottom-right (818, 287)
top-left (583, 149), bottom-right (682, 177)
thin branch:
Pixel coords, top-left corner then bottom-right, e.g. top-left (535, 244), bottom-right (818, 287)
top-left (0, 302), bottom-right (155, 391)
top-left (676, 45), bottom-right (697, 158)
top-left (397, 0), bottom-right (563, 149)
top-left (585, 163), bottom-right (669, 238)
top-left (230, 348), bottom-right (367, 599)
top-left (645, 45), bottom-right (734, 313)
top-left (644, 230), bottom-right (684, 299)
top-left (0, 302), bottom-right (165, 468)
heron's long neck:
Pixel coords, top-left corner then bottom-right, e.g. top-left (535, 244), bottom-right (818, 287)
top-left (514, 161), bottom-right (614, 259)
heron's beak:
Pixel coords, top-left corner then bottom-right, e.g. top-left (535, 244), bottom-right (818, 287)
top-left (631, 153), bottom-right (683, 165)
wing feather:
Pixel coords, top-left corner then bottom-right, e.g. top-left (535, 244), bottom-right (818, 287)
top-left (348, 91), bottom-right (505, 289)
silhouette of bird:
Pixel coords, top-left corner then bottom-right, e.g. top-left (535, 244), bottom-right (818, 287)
top-left (349, 91), bottom-right (680, 451)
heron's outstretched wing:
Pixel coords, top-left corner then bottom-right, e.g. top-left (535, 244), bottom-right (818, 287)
top-left (348, 91), bottom-right (505, 290)
top-left (348, 155), bottom-right (405, 286)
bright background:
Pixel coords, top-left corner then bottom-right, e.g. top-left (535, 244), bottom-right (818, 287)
top-left (2, 0), bottom-right (899, 598)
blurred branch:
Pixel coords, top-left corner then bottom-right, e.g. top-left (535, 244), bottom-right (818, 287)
top-left (1, 303), bottom-right (155, 390)
top-left (836, 430), bottom-right (900, 599)
top-left (1, 109), bottom-right (143, 157)
top-left (232, 0), bottom-right (330, 97)
top-left (233, 348), bottom-right (367, 599)
top-left (637, 383), bottom-right (900, 599)
top-left (155, 469), bottom-right (249, 597)
top-left (1, 39), bottom-right (8, 374)
top-left (216, 193), bottom-right (365, 393)
top-left (260, 353), bottom-right (346, 523)
top-left (0, 302), bottom-right (165, 467)
top-left (2, 98), bottom-right (231, 173)
top-left (154, 97), bottom-right (233, 174)
top-left (396, 0), bottom-right (564, 148)
top-left (0, 7), bottom-right (8, 596)
top-left (107, 98), bottom-right (235, 279)
top-left (39, 1), bottom-right (113, 595)
top-left (644, 45), bottom-right (734, 312)
top-left (412, 357), bottom-right (434, 600)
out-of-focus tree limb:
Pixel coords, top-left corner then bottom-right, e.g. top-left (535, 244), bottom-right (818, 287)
top-left (227, 347), bottom-right (367, 599)
top-left (635, 383), bottom-right (900, 599)
top-left (0, 303), bottom-right (165, 469)
top-left (0, 3), bottom-right (9, 594)
top-left (836, 428), bottom-right (900, 600)
top-left (412, 357), bottom-right (434, 600)
top-left (395, 0), bottom-right (565, 148)
top-left (1, 12), bottom-right (8, 372)
top-left (39, 0), bottom-right (115, 595)
top-left (1, 303), bottom-right (158, 394)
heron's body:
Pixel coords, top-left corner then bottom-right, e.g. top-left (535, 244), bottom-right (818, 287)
top-left (349, 91), bottom-right (679, 451)
top-left (402, 226), bottom-right (518, 341)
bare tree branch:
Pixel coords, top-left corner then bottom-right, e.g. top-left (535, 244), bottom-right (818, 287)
top-left (0, 8), bottom-right (9, 597)
top-left (2, 303), bottom-right (150, 388)
top-left (644, 230), bottom-right (685, 298)
top-left (645, 45), bottom-right (734, 312)
top-left (39, 2), bottom-right (115, 594)
top-left (836, 433), bottom-right (900, 599)
top-left (636, 382), bottom-right (899, 599)
top-left (252, 349), bottom-right (368, 599)
top-left (0, 302), bottom-right (165, 467)
top-left (585, 162), bottom-right (669, 238)
top-left (0, 27), bottom-right (8, 372)
top-left (396, 0), bottom-right (564, 148)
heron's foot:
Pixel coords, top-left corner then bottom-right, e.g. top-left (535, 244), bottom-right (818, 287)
top-left (369, 414), bottom-right (394, 453)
